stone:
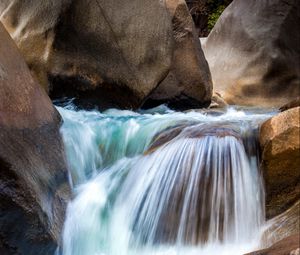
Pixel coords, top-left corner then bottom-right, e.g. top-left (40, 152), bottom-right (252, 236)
top-left (262, 200), bottom-right (300, 249)
top-left (146, 123), bottom-right (192, 154)
top-left (245, 234), bottom-right (300, 255)
top-left (0, 22), bottom-right (71, 255)
top-left (147, 122), bottom-right (242, 154)
top-left (259, 107), bottom-right (300, 218)
top-left (209, 92), bottom-right (228, 109)
top-left (279, 97), bottom-right (300, 112)
top-left (145, 0), bottom-right (212, 110)
top-left (145, 121), bottom-right (259, 245)
top-left (0, 0), bottom-right (212, 110)
top-left (203, 0), bottom-right (300, 107)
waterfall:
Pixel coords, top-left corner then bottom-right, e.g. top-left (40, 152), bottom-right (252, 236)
top-left (57, 103), bottom-right (274, 255)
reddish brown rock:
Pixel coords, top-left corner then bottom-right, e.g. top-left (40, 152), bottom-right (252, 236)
top-left (259, 107), bottom-right (300, 218)
top-left (0, 22), bottom-right (71, 255)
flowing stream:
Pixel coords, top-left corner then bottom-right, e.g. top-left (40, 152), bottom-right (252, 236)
top-left (56, 102), bottom-right (275, 255)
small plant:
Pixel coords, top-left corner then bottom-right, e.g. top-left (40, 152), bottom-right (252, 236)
top-left (186, 0), bottom-right (232, 36)
top-left (207, 4), bottom-right (226, 30)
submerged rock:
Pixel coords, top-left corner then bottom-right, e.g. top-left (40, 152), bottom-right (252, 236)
top-left (203, 0), bottom-right (300, 107)
top-left (259, 107), bottom-right (300, 218)
top-left (147, 122), bottom-right (242, 154)
top-left (0, 0), bottom-right (212, 110)
top-left (146, 123), bottom-right (193, 154)
top-left (144, 123), bottom-right (262, 244)
top-left (0, 23), bottom-right (71, 254)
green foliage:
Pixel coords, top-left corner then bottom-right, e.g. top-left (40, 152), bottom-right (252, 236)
top-left (207, 4), bottom-right (226, 31)
top-left (186, 0), bottom-right (232, 36)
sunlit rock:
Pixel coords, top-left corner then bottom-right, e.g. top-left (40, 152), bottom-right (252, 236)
top-left (260, 107), bottom-right (300, 218)
top-left (0, 22), bottom-right (71, 255)
top-left (203, 0), bottom-right (300, 107)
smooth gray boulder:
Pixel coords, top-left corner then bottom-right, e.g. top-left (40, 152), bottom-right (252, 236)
top-left (145, 0), bottom-right (212, 109)
top-left (0, 0), bottom-right (212, 110)
top-left (203, 0), bottom-right (300, 107)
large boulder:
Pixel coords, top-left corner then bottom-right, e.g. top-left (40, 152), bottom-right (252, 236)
top-left (0, 23), bottom-right (71, 254)
top-left (202, 0), bottom-right (300, 107)
top-left (0, 0), bottom-right (212, 110)
top-left (145, 0), bottom-right (212, 109)
top-left (259, 107), bottom-right (300, 218)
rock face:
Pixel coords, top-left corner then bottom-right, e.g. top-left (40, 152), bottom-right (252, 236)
top-left (280, 97), bottom-right (300, 112)
top-left (209, 92), bottom-right (228, 109)
top-left (0, 0), bottom-right (212, 110)
top-left (147, 122), bottom-right (243, 154)
top-left (203, 0), bottom-right (300, 107)
top-left (262, 200), bottom-right (299, 248)
top-left (145, 0), bottom-right (212, 109)
top-left (245, 234), bottom-right (300, 255)
top-left (0, 23), bottom-right (71, 255)
top-left (259, 107), bottom-right (300, 218)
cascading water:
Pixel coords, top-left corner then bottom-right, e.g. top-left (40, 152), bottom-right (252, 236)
top-left (56, 102), bottom-right (275, 255)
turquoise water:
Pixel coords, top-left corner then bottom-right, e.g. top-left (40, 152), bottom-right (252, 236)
top-left (56, 103), bottom-right (275, 255)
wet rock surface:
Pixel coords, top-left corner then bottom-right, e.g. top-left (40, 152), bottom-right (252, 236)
top-left (262, 200), bottom-right (300, 248)
top-left (245, 234), bottom-right (300, 255)
top-left (147, 122), bottom-right (244, 154)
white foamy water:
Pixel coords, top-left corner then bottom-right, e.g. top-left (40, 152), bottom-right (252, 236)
top-left (56, 103), bottom-right (275, 255)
